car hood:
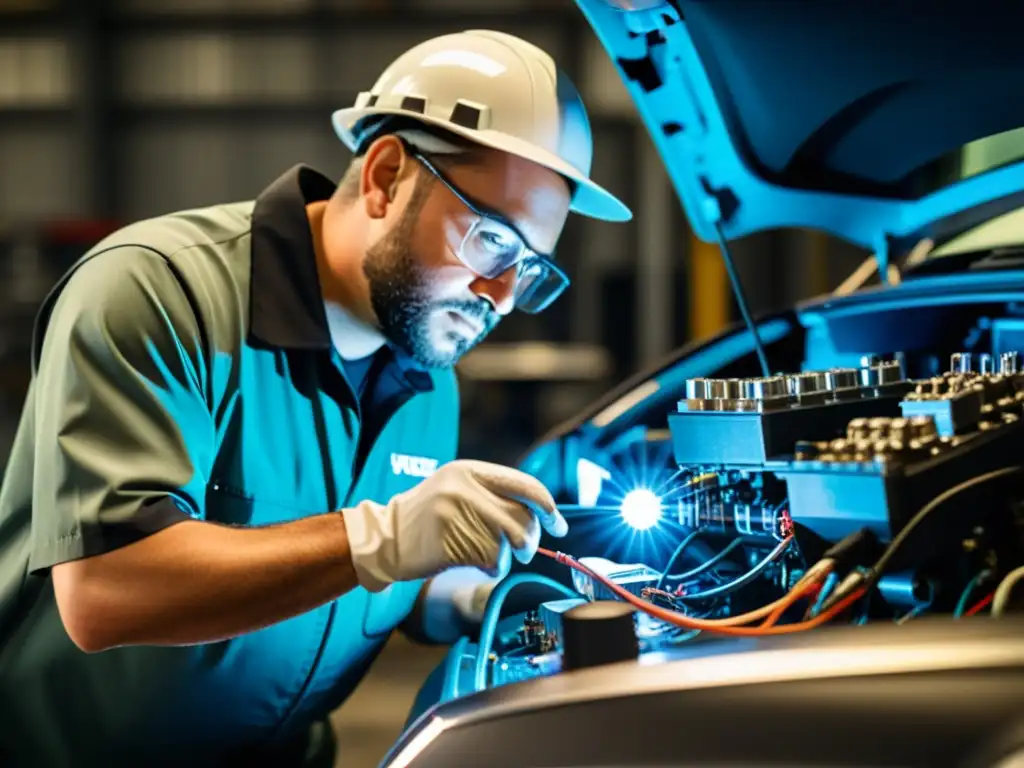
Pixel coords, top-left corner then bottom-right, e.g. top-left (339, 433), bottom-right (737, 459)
top-left (577, 0), bottom-right (1024, 265)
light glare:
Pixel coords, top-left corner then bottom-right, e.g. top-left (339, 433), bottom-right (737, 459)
top-left (576, 458), bottom-right (612, 507)
top-left (620, 489), bottom-right (662, 531)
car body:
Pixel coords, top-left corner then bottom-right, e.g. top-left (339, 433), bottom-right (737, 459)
top-left (383, 2), bottom-right (1024, 766)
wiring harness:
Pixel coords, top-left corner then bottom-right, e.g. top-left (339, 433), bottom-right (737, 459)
top-left (536, 538), bottom-right (864, 637)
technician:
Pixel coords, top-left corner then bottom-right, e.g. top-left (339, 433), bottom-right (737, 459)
top-left (0, 30), bottom-right (630, 768)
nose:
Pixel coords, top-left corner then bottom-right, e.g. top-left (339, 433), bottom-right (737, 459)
top-left (470, 266), bottom-right (517, 316)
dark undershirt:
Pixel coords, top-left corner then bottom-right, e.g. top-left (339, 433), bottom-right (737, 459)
top-left (341, 353), bottom-right (376, 400)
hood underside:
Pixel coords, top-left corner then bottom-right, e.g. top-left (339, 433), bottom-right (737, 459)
top-left (577, 0), bottom-right (1024, 261)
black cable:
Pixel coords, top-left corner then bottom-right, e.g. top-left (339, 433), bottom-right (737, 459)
top-left (713, 222), bottom-right (770, 377)
top-left (663, 537), bottom-right (744, 583)
top-left (656, 529), bottom-right (704, 590)
top-left (675, 536), bottom-right (792, 602)
top-left (824, 467), bottom-right (1024, 612)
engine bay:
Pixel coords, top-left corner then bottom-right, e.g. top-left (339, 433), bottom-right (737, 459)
top-left (412, 339), bottom-right (1024, 708)
top-left (382, 282), bottom-right (1024, 768)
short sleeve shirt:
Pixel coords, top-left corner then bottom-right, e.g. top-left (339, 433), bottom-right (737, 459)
top-left (0, 166), bottom-right (461, 767)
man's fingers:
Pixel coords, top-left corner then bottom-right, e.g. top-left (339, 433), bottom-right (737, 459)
top-left (510, 494), bottom-right (567, 539)
top-left (539, 504), bottom-right (568, 538)
top-left (463, 460), bottom-right (567, 538)
top-left (464, 461), bottom-right (556, 513)
top-left (510, 506), bottom-right (541, 564)
top-left (482, 538), bottom-right (512, 579)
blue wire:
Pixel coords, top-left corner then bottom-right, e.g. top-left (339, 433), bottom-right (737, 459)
top-left (471, 573), bottom-right (578, 694)
top-left (955, 570), bottom-right (992, 618)
top-left (809, 573), bottom-right (839, 618)
top-left (667, 629), bottom-right (702, 644)
top-left (440, 636), bottom-right (470, 702)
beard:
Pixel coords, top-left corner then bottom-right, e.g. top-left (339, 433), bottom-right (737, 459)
top-left (363, 206), bottom-right (499, 369)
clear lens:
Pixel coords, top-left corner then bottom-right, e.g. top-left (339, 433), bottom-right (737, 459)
top-left (456, 218), bottom-right (569, 313)
top-left (514, 258), bottom-right (569, 314)
top-left (460, 218), bottom-right (525, 279)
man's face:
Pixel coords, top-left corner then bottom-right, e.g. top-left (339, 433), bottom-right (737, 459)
top-left (363, 141), bottom-right (571, 369)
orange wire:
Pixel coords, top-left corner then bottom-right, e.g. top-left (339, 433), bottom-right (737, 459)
top-left (537, 542), bottom-right (828, 628)
top-left (760, 581), bottom-right (821, 628)
top-left (537, 547), bottom-right (855, 637)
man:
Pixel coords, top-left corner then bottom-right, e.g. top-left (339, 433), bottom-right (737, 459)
top-left (0, 30), bottom-right (630, 767)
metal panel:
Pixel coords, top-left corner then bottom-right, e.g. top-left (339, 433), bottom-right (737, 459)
top-left (579, 120), bottom-right (635, 272)
top-left (579, 35), bottom-right (634, 119)
top-left (114, 0), bottom-right (314, 12)
top-left (325, 25), bottom-right (565, 94)
top-left (0, 0), bottom-right (58, 9)
top-left (635, 128), bottom-right (675, 366)
top-left (118, 119), bottom-right (345, 220)
top-left (118, 122), bottom-right (239, 219)
top-left (0, 36), bottom-right (70, 106)
top-left (405, 0), bottom-right (536, 9)
top-left (116, 34), bottom-right (316, 103)
top-left (572, 120), bottom-right (636, 344)
top-left (0, 125), bottom-right (85, 220)
top-left (234, 121), bottom-right (348, 191)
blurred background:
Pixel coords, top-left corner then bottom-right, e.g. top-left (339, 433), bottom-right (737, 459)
top-left (0, 0), bottom-right (868, 764)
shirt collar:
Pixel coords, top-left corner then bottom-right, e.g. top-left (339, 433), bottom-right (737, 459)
top-left (323, 301), bottom-right (386, 361)
top-left (249, 164), bottom-right (334, 351)
top-left (248, 164), bottom-right (433, 392)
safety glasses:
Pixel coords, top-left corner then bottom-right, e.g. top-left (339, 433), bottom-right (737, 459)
top-left (407, 146), bottom-right (570, 314)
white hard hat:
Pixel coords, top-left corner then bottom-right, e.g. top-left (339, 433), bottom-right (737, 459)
top-left (332, 30), bottom-right (632, 223)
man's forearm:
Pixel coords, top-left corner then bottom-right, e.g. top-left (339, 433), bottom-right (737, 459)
top-left (52, 514), bottom-right (360, 651)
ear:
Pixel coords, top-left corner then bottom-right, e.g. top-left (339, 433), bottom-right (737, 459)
top-left (359, 135), bottom-right (410, 220)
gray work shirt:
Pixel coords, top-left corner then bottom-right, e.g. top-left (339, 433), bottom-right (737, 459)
top-left (0, 166), bottom-right (460, 767)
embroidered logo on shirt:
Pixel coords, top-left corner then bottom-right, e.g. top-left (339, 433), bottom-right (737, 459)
top-left (390, 453), bottom-right (439, 478)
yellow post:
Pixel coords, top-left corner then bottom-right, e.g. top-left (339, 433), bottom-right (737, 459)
top-left (805, 230), bottom-right (829, 297)
top-left (688, 231), bottom-right (729, 341)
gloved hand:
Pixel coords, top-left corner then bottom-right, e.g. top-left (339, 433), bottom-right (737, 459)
top-left (341, 459), bottom-right (568, 592)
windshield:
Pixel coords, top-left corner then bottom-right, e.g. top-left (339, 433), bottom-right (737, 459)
top-left (919, 127), bottom-right (1024, 260)
top-left (927, 205), bottom-right (1024, 259)
top-left (916, 126), bottom-right (1024, 199)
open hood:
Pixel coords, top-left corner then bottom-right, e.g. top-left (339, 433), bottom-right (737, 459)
top-left (577, 0), bottom-right (1024, 268)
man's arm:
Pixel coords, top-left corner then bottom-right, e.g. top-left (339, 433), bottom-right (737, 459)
top-left (34, 247), bottom-right (360, 652)
top-left (54, 517), bottom-right (359, 651)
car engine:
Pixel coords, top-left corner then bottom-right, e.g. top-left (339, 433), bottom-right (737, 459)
top-left (384, 346), bottom-right (1024, 768)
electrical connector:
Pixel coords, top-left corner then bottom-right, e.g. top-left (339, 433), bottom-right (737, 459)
top-left (822, 528), bottom-right (881, 573)
top-left (819, 568), bottom-right (869, 614)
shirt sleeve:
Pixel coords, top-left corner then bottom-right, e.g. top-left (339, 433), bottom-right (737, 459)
top-left (28, 246), bottom-right (216, 574)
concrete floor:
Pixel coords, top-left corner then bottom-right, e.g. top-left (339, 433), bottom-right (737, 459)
top-left (331, 636), bottom-right (448, 768)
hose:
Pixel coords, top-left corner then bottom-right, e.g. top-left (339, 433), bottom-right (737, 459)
top-left (674, 536), bottom-right (792, 602)
top-left (440, 636), bottom-right (470, 702)
top-left (661, 537), bottom-right (745, 587)
top-left (992, 565), bottom-right (1024, 617)
top-left (471, 573), bottom-right (578, 693)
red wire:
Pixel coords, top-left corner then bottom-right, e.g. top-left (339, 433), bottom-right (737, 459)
top-left (760, 581), bottom-right (821, 628)
top-left (536, 546), bottom-right (861, 637)
top-left (963, 592), bottom-right (994, 617)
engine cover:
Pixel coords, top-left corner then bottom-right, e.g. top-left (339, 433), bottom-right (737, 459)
top-left (383, 617), bottom-right (1024, 768)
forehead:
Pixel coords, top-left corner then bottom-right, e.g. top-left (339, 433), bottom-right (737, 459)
top-left (439, 148), bottom-right (571, 252)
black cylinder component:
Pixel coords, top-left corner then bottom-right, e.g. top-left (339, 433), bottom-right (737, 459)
top-left (561, 601), bottom-right (639, 672)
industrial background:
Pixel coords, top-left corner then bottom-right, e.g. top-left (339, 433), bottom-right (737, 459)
top-left (1, 1), bottom-right (866, 765)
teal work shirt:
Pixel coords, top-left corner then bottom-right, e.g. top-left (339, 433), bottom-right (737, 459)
top-left (0, 166), bottom-right (460, 767)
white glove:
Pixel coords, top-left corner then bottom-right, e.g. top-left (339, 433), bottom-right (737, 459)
top-left (419, 566), bottom-right (502, 641)
top-left (341, 459), bottom-right (568, 592)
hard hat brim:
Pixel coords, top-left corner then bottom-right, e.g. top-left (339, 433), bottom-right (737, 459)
top-left (332, 107), bottom-right (633, 223)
